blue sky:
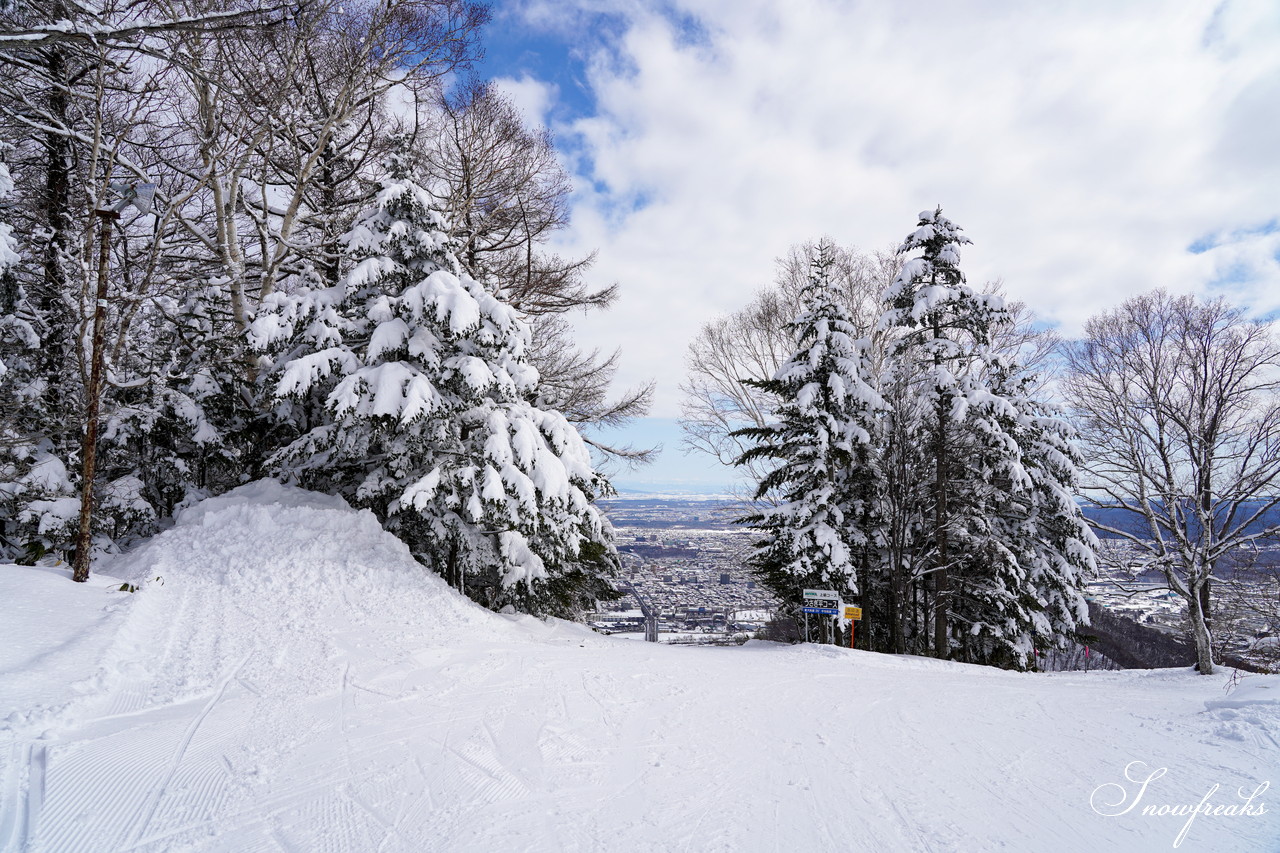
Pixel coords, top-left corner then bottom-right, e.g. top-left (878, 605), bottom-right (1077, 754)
top-left (586, 417), bottom-right (744, 494)
top-left (472, 5), bottom-right (749, 492)
top-left (466, 1), bottom-right (1280, 492)
top-left (471, 9), bottom-right (599, 124)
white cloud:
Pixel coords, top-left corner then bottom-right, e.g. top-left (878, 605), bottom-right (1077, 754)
top-left (490, 74), bottom-right (559, 127)
top-left (515, 0), bottom-right (1280, 416)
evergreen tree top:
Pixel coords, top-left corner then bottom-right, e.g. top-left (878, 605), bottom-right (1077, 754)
top-left (341, 176), bottom-right (460, 278)
top-left (897, 206), bottom-right (972, 257)
top-left (733, 242), bottom-right (883, 593)
top-left (880, 206), bottom-right (1007, 346)
top-left (766, 242), bottom-right (884, 417)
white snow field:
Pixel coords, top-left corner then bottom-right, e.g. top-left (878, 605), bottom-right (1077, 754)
top-left (2, 482), bottom-right (1277, 852)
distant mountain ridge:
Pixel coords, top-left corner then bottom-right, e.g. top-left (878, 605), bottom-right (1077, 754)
top-left (1082, 500), bottom-right (1280, 539)
top-left (608, 488), bottom-right (736, 502)
top-left (602, 495), bottom-right (1280, 542)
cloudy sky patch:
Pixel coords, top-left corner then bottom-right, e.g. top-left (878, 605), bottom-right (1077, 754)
top-left (477, 0), bottom-right (1280, 488)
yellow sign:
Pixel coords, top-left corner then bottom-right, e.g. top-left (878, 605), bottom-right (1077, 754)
top-left (843, 606), bottom-right (863, 620)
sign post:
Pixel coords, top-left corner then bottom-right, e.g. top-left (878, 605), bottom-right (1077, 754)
top-left (843, 605), bottom-right (863, 649)
top-left (801, 590), bottom-right (840, 643)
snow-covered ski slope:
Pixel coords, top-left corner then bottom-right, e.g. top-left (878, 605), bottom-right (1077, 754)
top-left (1, 481), bottom-right (1277, 852)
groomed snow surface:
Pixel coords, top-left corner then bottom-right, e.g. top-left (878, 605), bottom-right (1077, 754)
top-left (2, 482), bottom-right (1277, 852)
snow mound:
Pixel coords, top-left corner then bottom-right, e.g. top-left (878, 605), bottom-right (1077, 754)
top-left (2, 481), bottom-right (502, 733)
top-left (117, 478), bottom-right (448, 596)
top-left (172, 476), bottom-right (353, 525)
top-left (1205, 678), bottom-right (1280, 711)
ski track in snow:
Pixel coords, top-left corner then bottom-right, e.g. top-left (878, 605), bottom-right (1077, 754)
top-left (2, 481), bottom-right (1279, 852)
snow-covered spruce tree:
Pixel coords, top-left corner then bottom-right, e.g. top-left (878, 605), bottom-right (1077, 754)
top-left (251, 158), bottom-right (618, 617)
top-left (97, 277), bottom-right (263, 527)
top-left (873, 369), bottom-right (933, 654)
top-left (735, 241), bottom-right (884, 641)
top-left (879, 207), bottom-right (998, 657)
top-left (936, 355), bottom-right (1094, 668)
top-left (0, 140), bottom-right (81, 562)
top-left (999, 367), bottom-right (1095, 664)
top-left (878, 207), bottom-right (1090, 666)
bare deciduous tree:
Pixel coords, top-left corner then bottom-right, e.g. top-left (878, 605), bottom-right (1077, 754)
top-left (0, 0), bottom-right (296, 51)
top-left (527, 313), bottom-right (653, 463)
top-left (418, 79), bottom-right (614, 315)
top-left (1207, 545), bottom-right (1280, 672)
top-left (167, 0), bottom-right (487, 331)
top-left (1064, 289), bottom-right (1280, 675)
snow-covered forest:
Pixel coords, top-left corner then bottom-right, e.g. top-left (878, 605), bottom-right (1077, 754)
top-left (733, 217), bottom-right (1093, 671)
top-left (0, 0), bottom-right (650, 617)
top-left (690, 216), bottom-right (1280, 677)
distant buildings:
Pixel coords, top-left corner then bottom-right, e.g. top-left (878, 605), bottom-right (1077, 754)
top-left (593, 510), bottom-right (779, 639)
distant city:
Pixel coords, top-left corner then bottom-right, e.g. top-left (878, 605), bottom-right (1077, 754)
top-left (596, 497), bottom-right (776, 642)
top-left (1085, 540), bottom-right (1279, 669)
top-left (596, 497), bottom-right (1280, 670)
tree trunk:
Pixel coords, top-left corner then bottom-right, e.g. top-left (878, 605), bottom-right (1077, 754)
top-left (1188, 584), bottom-right (1215, 675)
top-left (1199, 578), bottom-right (1212, 639)
top-left (890, 566), bottom-right (905, 655)
top-left (72, 211), bottom-right (116, 582)
top-left (318, 142), bottom-right (340, 286)
top-left (913, 578), bottom-right (923, 654)
top-left (933, 413), bottom-right (950, 658)
top-left (446, 535), bottom-right (461, 590)
top-left (40, 34), bottom-right (78, 422)
top-left (930, 311), bottom-right (951, 659)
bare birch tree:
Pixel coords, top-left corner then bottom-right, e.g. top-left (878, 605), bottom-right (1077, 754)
top-left (1063, 290), bottom-right (1280, 675)
top-left (418, 80), bottom-right (613, 314)
top-left (165, 0), bottom-right (487, 332)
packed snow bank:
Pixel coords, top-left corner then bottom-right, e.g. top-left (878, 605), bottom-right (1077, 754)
top-left (112, 477), bottom-right (494, 635)
top-left (3, 480), bottom-right (505, 742)
top-left (2, 482), bottom-right (1278, 852)
top-left (102, 480), bottom-right (504, 704)
top-left (0, 565), bottom-right (136, 731)
top-left (1205, 677), bottom-right (1280, 710)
